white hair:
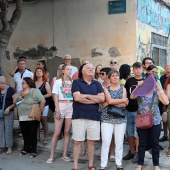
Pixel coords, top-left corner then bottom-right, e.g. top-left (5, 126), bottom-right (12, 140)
top-left (82, 63), bottom-right (93, 71)
top-left (63, 54), bottom-right (71, 59)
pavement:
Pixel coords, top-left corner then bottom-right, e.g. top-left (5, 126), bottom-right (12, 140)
top-left (12, 120), bottom-right (170, 170)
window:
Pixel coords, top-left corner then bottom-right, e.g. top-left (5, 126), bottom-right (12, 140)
top-left (151, 33), bottom-right (168, 67)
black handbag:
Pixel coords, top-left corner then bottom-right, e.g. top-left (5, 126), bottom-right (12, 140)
top-left (107, 105), bottom-right (126, 118)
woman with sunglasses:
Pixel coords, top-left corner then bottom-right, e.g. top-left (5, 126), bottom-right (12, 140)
top-left (100, 67), bottom-right (112, 88)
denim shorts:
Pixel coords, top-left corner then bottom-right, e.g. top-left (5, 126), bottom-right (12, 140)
top-left (126, 110), bottom-right (138, 138)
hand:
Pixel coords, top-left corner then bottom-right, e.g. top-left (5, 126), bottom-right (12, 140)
top-left (4, 107), bottom-right (10, 115)
top-left (137, 80), bottom-right (144, 87)
top-left (20, 90), bottom-right (29, 98)
top-left (54, 111), bottom-right (61, 120)
top-left (123, 98), bottom-right (129, 104)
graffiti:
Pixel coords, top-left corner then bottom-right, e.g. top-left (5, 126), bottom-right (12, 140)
top-left (137, 0), bottom-right (170, 34)
top-left (137, 35), bottom-right (151, 61)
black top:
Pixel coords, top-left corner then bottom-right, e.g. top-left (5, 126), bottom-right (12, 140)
top-left (0, 87), bottom-right (15, 111)
top-left (35, 82), bottom-right (49, 106)
top-left (125, 77), bottom-right (143, 112)
top-left (160, 74), bottom-right (169, 89)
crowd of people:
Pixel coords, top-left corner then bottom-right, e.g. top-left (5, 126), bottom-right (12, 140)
top-left (0, 55), bottom-right (170, 170)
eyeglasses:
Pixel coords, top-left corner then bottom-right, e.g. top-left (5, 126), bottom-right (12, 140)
top-left (21, 82), bottom-right (27, 85)
top-left (100, 72), bottom-right (106, 76)
top-left (145, 62), bottom-right (153, 65)
top-left (64, 59), bottom-right (71, 61)
top-left (110, 61), bottom-right (117, 64)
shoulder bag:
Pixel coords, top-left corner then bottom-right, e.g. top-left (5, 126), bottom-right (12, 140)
top-left (107, 86), bottom-right (126, 118)
top-left (28, 89), bottom-right (42, 121)
top-left (136, 92), bottom-right (155, 129)
top-left (0, 86), bottom-right (9, 119)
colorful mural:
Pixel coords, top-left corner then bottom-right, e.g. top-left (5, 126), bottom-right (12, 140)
top-left (137, 0), bottom-right (170, 34)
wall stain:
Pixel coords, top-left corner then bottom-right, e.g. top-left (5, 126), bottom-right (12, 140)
top-left (108, 47), bottom-right (121, 57)
top-left (91, 48), bottom-right (103, 58)
top-left (13, 44), bottom-right (57, 59)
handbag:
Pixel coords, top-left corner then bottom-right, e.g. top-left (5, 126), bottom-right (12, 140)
top-left (107, 105), bottom-right (126, 118)
top-left (28, 89), bottom-right (42, 121)
top-left (136, 92), bottom-right (155, 129)
top-left (0, 86), bottom-right (9, 119)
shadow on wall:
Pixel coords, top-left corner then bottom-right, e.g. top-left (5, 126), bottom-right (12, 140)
top-left (12, 45), bottom-right (57, 60)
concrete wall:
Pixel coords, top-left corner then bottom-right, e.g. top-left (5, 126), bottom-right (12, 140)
top-left (6, 0), bottom-right (136, 71)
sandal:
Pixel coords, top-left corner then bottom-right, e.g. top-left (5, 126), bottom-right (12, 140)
top-left (30, 153), bottom-right (36, 158)
top-left (62, 156), bottom-right (71, 162)
top-left (20, 151), bottom-right (28, 155)
top-left (88, 166), bottom-right (97, 170)
top-left (46, 158), bottom-right (54, 164)
top-left (43, 139), bottom-right (48, 145)
top-left (6, 147), bottom-right (13, 155)
top-left (109, 155), bottom-right (115, 162)
top-left (99, 167), bottom-right (106, 170)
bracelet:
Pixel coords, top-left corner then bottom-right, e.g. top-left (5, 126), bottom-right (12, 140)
top-left (159, 91), bottom-right (164, 94)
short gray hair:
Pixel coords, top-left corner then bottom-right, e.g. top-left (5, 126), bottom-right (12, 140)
top-left (82, 63), bottom-right (93, 71)
top-left (0, 76), bottom-right (5, 84)
top-left (63, 54), bottom-right (71, 59)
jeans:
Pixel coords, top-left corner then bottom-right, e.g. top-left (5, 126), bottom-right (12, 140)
top-left (137, 124), bottom-right (161, 166)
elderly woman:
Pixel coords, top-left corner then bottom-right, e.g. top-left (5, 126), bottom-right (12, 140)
top-left (0, 76), bottom-right (16, 154)
top-left (131, 65), bottom-right (169, 170)
top-left (100, 70), bottom-right (128, 170)
top-left (17, 77), bottom-right (45, 158)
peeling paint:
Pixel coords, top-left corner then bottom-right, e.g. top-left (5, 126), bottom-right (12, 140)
top-left (108, 47), bottom-right (121, 57)
top-left (91, 48), bottom-right (103, 58)
top-left (13, 44), bottom-right (58, 60)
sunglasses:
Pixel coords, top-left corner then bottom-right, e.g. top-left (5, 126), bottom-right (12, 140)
top-left (100, 72), bottom-right (106, 76)
top-left (110, 61), bottom-right (117, 64)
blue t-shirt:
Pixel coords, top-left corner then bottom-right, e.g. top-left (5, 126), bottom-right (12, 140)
top-left (71, 78), bottom-right (104, 121)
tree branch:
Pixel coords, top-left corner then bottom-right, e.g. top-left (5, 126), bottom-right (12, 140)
top-left (10, 0), bottom-right (23, 31)
top-left (0, 0), bottom-right (9, 31)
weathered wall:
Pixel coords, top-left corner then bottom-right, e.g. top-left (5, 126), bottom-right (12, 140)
top-left (6, 0), bottom-right (136, 72)
top-left (136, 0), bottom-right (170, 63)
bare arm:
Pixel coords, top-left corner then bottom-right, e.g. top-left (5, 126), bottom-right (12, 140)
top-left (85, 92), bottom-right (105, 103)
top-left (73, 92), bottom-right (96, 104)
top-left (53, 93), bottom-right (61, 119)
top-left (158, 83), bottom-right (169, 105)
top-left (9, 65), bottom-right (18, 77)
top-left (4, 94), bottom-right (16, 114)
top-left (44, 82), bottom-right (52, 98)
top-left (39, 99), bottom-right (45, 113)
top-left (105, 87), bottom-right (128, 105)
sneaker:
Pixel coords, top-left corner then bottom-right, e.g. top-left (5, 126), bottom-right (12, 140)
top-left (166, 149), bottom-right (170, 157)
top-left (123, 150), bottom-right (134, 160)
top-left (159, 136), bottom-right (168, 142)
top-left (145, 151), bottom-right (152, 159)
top-left (132, 152), bottom-right (138, 163)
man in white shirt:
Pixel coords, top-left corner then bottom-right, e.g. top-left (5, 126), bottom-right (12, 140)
top-left (59, 54), bottom-right (78, 78)
top-left (14, 58), bottom-right (33, 93)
